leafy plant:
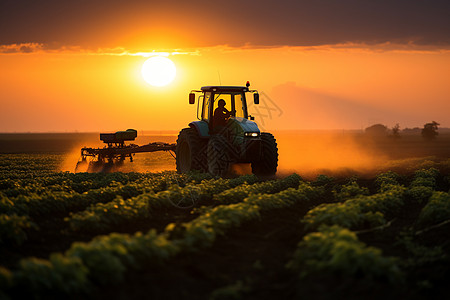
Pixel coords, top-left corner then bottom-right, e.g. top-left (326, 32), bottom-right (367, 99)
top-left (287, 225), bottom-right (403, 283)
top-left (0, 214), bottom-right (36, 245)
top-left (332, 181), bottom-right (369, 202)
top-left (303, 184), bottom-right (405, 230)
top-left (417, 191), bottom-right (450, 227)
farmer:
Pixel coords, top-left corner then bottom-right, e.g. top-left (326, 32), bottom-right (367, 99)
top-left (213, 99), bottom-right (235, 129)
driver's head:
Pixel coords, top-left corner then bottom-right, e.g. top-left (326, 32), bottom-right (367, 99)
top-left (218, 99), bottom-right (226, 107)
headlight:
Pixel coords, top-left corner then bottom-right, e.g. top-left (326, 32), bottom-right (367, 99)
top-left (244, 132), bottom-right (260, 137)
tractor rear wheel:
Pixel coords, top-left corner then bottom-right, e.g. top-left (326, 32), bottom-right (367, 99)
top-left (251, 132), bottom-right (278, 177)
top-left (176, 128), bottom-right (207, 173)
top-left (207, 134), bottom-right (231, 177)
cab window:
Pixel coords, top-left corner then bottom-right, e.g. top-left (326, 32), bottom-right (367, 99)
top-left (212, 93), bottom-right (232, 114)
top-left (233, 93), bottom-right (245, 118)
top-left (202, 92), bottom-right (211, 121)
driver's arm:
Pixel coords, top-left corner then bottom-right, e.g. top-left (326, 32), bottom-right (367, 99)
top-left (223, 108), bottom-right (236, 117)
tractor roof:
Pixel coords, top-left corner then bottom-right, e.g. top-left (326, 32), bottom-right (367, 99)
top-left (201, 86), bottom-right (249, 92)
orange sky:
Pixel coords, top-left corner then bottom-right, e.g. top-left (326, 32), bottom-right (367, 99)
top-left (1, 44), bottom-right (449, 132)
top-left (1, 1), bottom-right (449, 132)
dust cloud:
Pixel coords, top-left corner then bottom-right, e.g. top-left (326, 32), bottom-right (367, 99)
top-left (275, 131), bottom-right (388, 179)
top-left (229, 131), bottom-right (389, 178)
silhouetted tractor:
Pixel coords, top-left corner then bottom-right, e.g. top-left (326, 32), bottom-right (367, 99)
top-left (176, 82), bottom-right (278, 177)
top-left (76, 82), bottom-right (278, 176)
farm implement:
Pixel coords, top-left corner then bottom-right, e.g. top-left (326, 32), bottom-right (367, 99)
top-left (75, 129), bottom-right (176, 172)
top-left (76, 82), bottom-right (278, 176)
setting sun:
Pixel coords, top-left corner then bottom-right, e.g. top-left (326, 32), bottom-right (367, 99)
top-left (141, 56), bottom-right (176, 87)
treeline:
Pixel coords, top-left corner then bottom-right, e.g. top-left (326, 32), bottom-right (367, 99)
top-left (365, 121), bottom-right (447, 139)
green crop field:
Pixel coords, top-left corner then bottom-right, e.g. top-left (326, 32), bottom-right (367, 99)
top-left (1, 134), bottom-right (450, 299)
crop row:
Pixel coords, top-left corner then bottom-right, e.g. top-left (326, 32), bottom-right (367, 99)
top-left (0, 154), bottom-right (62, 179)
top-left (287, 168), bottom-right (443, 286)
top-left (67, 175), bottom-right (261, 232)
top-left (303, 168), bottom-right (441, 231)
top-left (172, 181), bottom-right (321, 250)
top-left (66, 174), bottom-right (299, 233)
top-left (0, 173), bottom-right (195, 218)
top-left (0, 172), bottom-right (216, 245)
top-left (0, 171), bottom-right (186, 197)
top-left (417, 191), bottom-right (450, 228)
top-left (406, 168), bottom-right (440, 203)
top-left (0, 179), bottom-right (322, 296)
top-left (0, 214), bottom-right (36, 246)
top-left (213, 174), bottom-right (302, 204)
top-left (303, 183), bottom-right (406, 231)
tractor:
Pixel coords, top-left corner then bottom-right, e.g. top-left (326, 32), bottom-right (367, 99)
top-left (176, 82), bottom-right (278, 177)
top-left (76, 82), bottom-right (278, 177)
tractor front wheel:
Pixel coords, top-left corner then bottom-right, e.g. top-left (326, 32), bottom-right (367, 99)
top-left (251, 132), bottom-right (278, 177)
top-left (176, 128), bottom-right (207, 173)
top-left (207, 135), bottom-right (231, 177)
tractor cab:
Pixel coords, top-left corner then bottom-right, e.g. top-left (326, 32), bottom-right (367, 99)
top-left (189, 82), bottom-right (260, 135)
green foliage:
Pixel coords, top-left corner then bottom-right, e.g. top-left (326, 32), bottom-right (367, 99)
top-left (417, 191), bottom-right (450, 227)
top-left (67, 176), bottom-right (258, 233)
top-left (67, 195), bottom-right (153, 232)
top-left (287, 225), bottom-right (403, 283)
top-left (0, 152), bottom-right (448, 298)
top-left (214, 173), bottom-right (301, 204)
top-left (0, 172), bottom-right (178, 217)
top-left (15, 179), bottom-right (310, 293)
top-left (0, 214), bottom-right (36, 245)
top-left (405, 168), bottom-right (440, 203)
top-left (15, 229), bottom-right (179, 289)
top-left (313, 174), bottom-right (334, 187)
top-left (66, 242), bottom-right (128, 285)
top-left (17, 254), bottom-right (89, 294)
top-left (179, 203), bottom-right (261, 249)
top-left (332, 181), bottom-right (369, 202)
top-left (410, 168), bottom-right (439, 189)
top-left (0, 154), bottom-right (62, 179)
top-left (406, 186), bottom-right (434, 203)
top-left (209, 281), bottom-right (248, 300)
top-left (375, 171), bottom-right (400, 192)
top-left (397, 232), bottom-right (446, 267)
top-left (244, 182), bottom-right (320, 210)
top-left (304, 184), bottom-right (405, 230)
top-left (169, 182), bottom-right (322, 250)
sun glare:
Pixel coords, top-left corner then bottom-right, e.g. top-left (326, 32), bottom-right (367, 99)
top-left (141, 56), bottom-right (176, 87)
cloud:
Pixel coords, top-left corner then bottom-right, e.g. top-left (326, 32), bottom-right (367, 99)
top-left (1, 0), bottom-right (449, 48)
top-left (200, 43), bottom-right (450, 55)
top-left (0, 43), bottom-right (200, 56)
top-left (2, 42), bottom-right (449, 58)
top-left (0, 43), bottom-right (44, 54)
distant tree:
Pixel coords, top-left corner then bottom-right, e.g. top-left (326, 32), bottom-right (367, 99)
top-left (422, 121), bottom-right (440, 140)
top-left (392, 123), bottom-right (400, 139)
top-left (365, 124), bottom-right (388, 137)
